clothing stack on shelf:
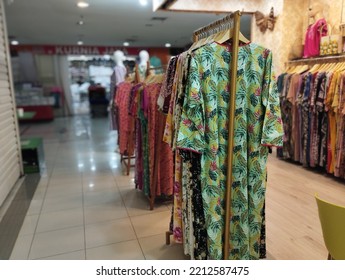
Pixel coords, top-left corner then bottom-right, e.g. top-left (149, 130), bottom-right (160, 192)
top-left (161, 15), bottom-right (283, 260)
top-left (277, 62), bottom-right (345, 178)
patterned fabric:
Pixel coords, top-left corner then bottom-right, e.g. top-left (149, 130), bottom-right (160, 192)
top-left (172, 152), bottom-right (183, 243)
top-left (181, 157), bottom-right (194, 257)
top-left (147, 83), bottom-right (174, 196)
top-left (176, 42), bottom-right (283, 260)
top-left (180, 151), bottom-right (208, 260)
top-left (109, 66), bottom-right (128, 131)
top-left (163, 54), bottom-right (184, 148)
top-left (158, 56), bottom-right (178, 113)
top-left (115, 82), bottom-right (133, 155)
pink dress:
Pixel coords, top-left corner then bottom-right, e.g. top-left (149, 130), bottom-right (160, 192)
top-left (115, 82), bottom-right (133, 155)
top-left (303, 18), bottom-right (328, 58)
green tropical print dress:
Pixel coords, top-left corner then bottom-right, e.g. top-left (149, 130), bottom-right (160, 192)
top-left (176, 42), bottom-right (283, 260)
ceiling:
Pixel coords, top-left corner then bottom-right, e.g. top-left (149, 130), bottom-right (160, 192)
top-left (4, 0), bottom-right (251, 48)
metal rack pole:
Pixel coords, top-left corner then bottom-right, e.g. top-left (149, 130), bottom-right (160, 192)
top-left (223, 10), bottom-right (241, 260)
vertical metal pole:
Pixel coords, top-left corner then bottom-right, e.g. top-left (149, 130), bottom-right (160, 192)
top-left (224, 10), bottom-right (241, 260)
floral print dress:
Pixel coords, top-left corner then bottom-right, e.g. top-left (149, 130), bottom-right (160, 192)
top-left (176, 42), bottom-right (283, 260)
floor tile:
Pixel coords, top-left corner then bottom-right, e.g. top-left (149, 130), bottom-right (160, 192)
top-left (86, 240), bottom-right (144, 260)
top-left (37, 250), bottom-right (86, 260)
top-left (115, 175), bottom-right (136, 187)
top-left (130, 211), bottom-right (171, 238)
top-left (41, 193), bottom-right (83, 213)
top-left (138, 234), bottom-right (189, 260)
top-left (31, 188), bottom-right (47, 202)
top-left (85, 218), bottom-right (136, 249)
top-left (26, 199), bottom-right (44, 216)
top-left (83, 189), bottom-right (123, 207)
top-left (29, 226), bottom-right (84, 259)
top-left (18, 215), bottom-right (39, 236)
top-left (83, 175), bottom-right (116, 185)
top-left (45, 184), bottom-right (82, 198)
top-left (49, 177), bottom-right (82, 186)
top-left (124, 193), bottom-right (170, 217)
top-left (82, 179), bottom-right (117, 193)
top-left (10, 234), bottom-right (34, 260)
top-left (36, 208), bottom-right (84, 233)
top-left (84, 203), bottom-right (128, 225)
top-left (119, 187), bottom-right (141, 201)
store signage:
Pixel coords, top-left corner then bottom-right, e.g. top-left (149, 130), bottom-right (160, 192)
top-left (54, 46), bottom-right (127, 55)
top-left (10, 45), bottom-right (166, 56)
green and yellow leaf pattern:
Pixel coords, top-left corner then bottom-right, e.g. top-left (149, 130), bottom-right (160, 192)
top-left (176, 42), bottom-right (283, 260)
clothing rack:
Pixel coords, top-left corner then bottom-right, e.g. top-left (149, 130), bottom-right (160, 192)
top-left (164, 11), bottom-right (242, 260)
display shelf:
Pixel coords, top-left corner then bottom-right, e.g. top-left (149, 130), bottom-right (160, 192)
top-left (287, 54), bottom-right (345, 64)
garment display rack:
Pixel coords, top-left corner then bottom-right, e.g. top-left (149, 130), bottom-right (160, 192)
top-left (121, 65), bottom-right (166, 177)
top-left (164, 11), bottom-right (242, 260)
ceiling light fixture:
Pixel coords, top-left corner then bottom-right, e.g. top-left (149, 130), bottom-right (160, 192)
top-left (77, 41), bottom-right (84, 45)
top-left (123, 42), bottom-right (129, 46)
top-left (139, 0), bottom-right (148, 6)
top-left (11, 40), bottom-right (19, 45)
top-left (165, 43), bottom-right (171, 48)
top-left (77, 1), bottom-right (89, 8)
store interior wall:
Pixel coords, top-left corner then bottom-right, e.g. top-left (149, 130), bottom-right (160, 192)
top-left (251, 0), bottom-right (298, 74)
top-left (252, 0), bottom-right (345, 74)
top-left (163, 0), bottom-right (344, 74)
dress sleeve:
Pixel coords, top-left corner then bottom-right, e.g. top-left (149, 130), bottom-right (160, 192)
top-left (261, 50), bottom-right (284, 147)
top-left (176, 53), bottom-right (205, 154)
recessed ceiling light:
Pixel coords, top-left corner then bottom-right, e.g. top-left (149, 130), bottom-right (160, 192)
top-left (139, 0), bottom-right (148, 6)
top-left (77, 1), bottom-right (89, 8)
top-left (77, 41), bottom-right (83, 45)
top-left (123, 42), bottom-right (129, 46)
top-left (165, 43), bottom-right (171, 48)
top-left (77, 20), bottom-right (84, 25)
top-left (11, 40), bottom-right (19, 45)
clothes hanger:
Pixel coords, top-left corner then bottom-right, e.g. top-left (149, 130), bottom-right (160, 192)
top-left (309, 63), bottom-right (321, 73)
top-left (337, 61), bottom-right (345, 71)
top-left (189, 27), bottom-right (214, 52)
top-left (215, 29), bottom-right (250, 44)
top-left (214, 19), bottom-right (250, 45)
top-left (296, 64), bottom-right (310, 74)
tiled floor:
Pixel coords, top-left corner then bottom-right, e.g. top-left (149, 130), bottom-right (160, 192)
top-left (10, 116), bottom-right (186, 260)
top-left (6, 115), bottom-right (345, 260)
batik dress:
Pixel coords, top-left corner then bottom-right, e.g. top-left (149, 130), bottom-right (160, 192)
top-left (176, 42), bottom-right (283, 260)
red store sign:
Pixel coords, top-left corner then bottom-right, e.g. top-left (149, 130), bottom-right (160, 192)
top-left (11, 45), bottom-right (168, 56)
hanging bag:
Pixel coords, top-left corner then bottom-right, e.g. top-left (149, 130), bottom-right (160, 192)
top-left (320, 24), bottom-right (342, 56)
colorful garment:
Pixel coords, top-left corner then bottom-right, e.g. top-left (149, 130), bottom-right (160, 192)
top-left (303, 18), bottom-right (328, 58)
top-left (109, 65), bottom-right (127, 131)
top-left (147, 83), bottom-right (174, 196)
top-left (176, 42), bottom-right (283, 260)
top-left (158, 56), bottom-right (178, 113)
top-left (115, 82), bottom-right (133, 155)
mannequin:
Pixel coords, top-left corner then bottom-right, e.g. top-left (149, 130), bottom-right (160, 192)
top-left (113, 50), bottom-right (127, 85)
top-left (114, 50), bottom-right (125, 68)
top-left (303, 3), bottom-right (328, 58)
top-left (308, 3), bottom-right (327, 25)
top-left (136, 50), bottom-right (150, 82)
top-left (109, 50), bottom-right (127, 132)
top-left (139, 50), bottom-right (149, 68)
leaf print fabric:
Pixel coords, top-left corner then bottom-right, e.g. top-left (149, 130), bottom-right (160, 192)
top-left (176, 42), bottom-right (283, 260)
